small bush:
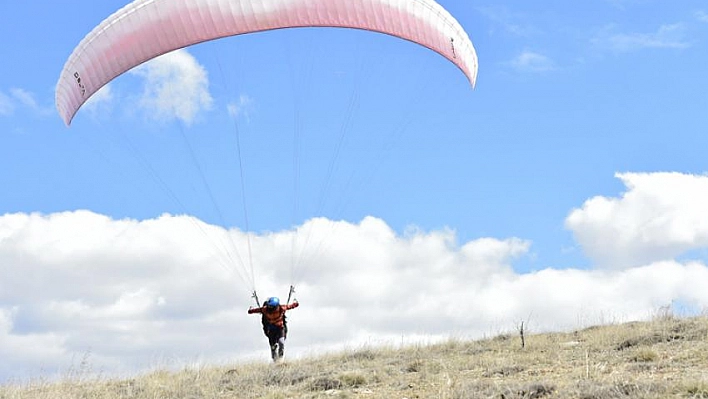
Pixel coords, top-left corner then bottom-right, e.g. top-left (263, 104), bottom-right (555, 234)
top-left (309, 376), bottom-right (342, 391)
top-left (680, 381), bottom-right (708, 398)
top-left (404, 359), bottom-right (424, 373)
top-left (338, 372), bottom-right (367, 387)
top-left (500, 383), bottom-right (555, 399)
top-left (576, 381), bottom-right (664, 399)
top-left (630, 349), bottom-right (658, 362)
top-left (483, 365), bottom-right (525, 377)
top-left (345, 349), bottom-right (377, 362)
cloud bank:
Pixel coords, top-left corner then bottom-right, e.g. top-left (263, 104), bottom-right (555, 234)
top-left (2, 172), bottom-right (708, 381)
top-left (566, 172), bottom-right (708, 268)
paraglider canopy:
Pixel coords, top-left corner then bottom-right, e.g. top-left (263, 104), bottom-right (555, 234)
top-left (55, 0), bottom-right (477, 126)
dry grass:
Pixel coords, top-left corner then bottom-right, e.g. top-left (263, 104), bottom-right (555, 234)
top-left (2, 314), bottom-right (708, 398)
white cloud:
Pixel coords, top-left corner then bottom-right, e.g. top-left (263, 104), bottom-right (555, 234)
top-left (509, 50), bottom-right (556, 72)
top-left (696, 10), bottom-right (708, 23)
top-left (82, 84), bottom-right (114, 117)
top-left (2, 205), bottom-right (708, 381)
top-left (130, 49), bottom-right (213, 125)
top-left (227, 94), bottom-right (254, 120)
top-left (594, 23), bottom-right (690, 52)
top-left (10, 88), bottom-right (40, 110)
top-left (0, 88), bottom-right (54, 118)
top-left (0, 91), bottom-right (14, 116)
top-left (12, 88), bottom-right (55, 116)
top-left (566, 172), bottom-right (708, 268)
top-left (477, 6), bottom-right (538, 37)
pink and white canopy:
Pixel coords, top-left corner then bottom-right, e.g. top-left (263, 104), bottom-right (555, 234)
top-left (56, 0), bottom-right (478, 125)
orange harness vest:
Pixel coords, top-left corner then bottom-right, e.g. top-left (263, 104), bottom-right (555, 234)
top-left (248, 302), bottom-right (299, 328)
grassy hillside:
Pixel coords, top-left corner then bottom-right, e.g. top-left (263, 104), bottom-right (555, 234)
top-left (2, 314), bottom-right (708, 398)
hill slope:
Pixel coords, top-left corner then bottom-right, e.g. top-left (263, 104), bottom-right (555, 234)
top-left (3, 314), bottom-right (708, 398)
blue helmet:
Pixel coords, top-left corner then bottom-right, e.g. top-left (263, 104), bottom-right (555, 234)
top-left (266, 297), bottom-right (280, 308)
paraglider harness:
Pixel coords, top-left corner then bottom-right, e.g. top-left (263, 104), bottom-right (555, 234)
top-left (260, 301), bottom-right (288, 340)
top-left (253, 286), bottom-right (294, 342)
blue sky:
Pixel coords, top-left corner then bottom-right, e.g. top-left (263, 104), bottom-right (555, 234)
top-left (2, 0), bottom-right (708, 382)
